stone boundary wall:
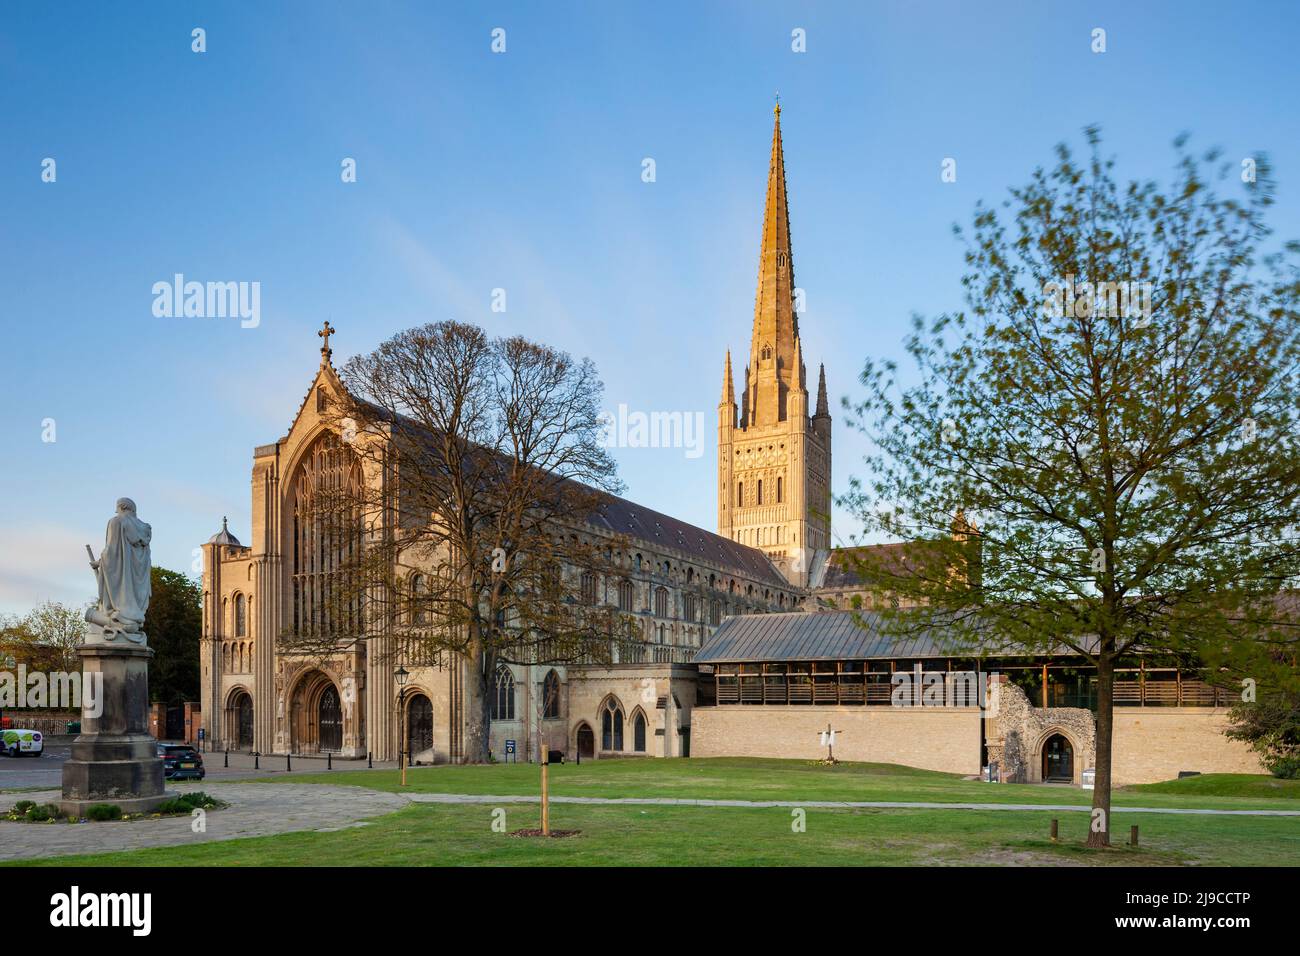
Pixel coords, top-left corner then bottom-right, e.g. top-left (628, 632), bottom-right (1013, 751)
top-left (1111, 708), bottom-right (1263, 784)
top-left (691, 705), bottom-right (983, 775)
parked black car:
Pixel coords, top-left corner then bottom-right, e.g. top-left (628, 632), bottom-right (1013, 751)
top-left (157, 743), bottom-right (205, 780)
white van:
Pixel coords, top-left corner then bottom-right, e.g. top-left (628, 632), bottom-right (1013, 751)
top-left (1, 729), bottom-right (44, 757)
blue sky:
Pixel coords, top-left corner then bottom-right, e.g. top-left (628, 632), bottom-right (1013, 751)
top-left (2, 1), bottom-right (1297, 613)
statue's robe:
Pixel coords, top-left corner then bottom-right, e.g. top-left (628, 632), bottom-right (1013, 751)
top-left (95, 510), bottom-right (152, 631)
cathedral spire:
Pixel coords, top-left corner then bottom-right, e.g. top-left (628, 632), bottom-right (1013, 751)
top-left (815, 363), bottom-right (829, 418)
top-left (721, 350), bottom-right (735, 405)
top-left (748, 104), bottom-right (801, 426)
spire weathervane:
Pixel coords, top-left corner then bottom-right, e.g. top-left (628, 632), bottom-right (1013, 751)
top-left (774, 91), bottom-right (781, 116)
top-left (318, 320), bottom-right (336, 362)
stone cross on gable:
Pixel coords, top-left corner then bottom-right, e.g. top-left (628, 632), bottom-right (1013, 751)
top-left (318, 320), bottom-right (336, 361)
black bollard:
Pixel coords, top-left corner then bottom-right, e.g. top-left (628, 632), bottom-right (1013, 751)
top-left (286, 753), bottom-right (292, 772)
top-left (327, 751), bottom-right (332, 770)
top-left (368, 751), bottom-right (373, 769)
top-left (224, 748), bottom-right (229, 768)
top-left (253, 751), bottom-right (259, 770)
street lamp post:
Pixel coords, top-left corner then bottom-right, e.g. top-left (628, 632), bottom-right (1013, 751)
top-left (394, 666), bottom-right (409, 787)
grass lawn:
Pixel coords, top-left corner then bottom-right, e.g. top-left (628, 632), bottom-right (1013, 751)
top-left (13, 800), bottom-right (1300, 867)
top-left (7, 759), bottom-right (1297, 867)
top-left (250, 756), bottom-right (1300, 811)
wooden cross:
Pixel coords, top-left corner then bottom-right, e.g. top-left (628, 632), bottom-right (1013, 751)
top-left (817, 722), bottom-right (842, 763)
top-left (318, 320), bottom-right (336, 360)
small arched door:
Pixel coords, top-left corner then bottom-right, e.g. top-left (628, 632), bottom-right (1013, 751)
top-left (407, 693), bottom-right (433, 757)
top-left (1042, 733), bottom-right (1074, 782)
top-left (235, 691), bottom-right (254, 750)
top-left (576, 723), bottom-right (595, 759)
top-left (318, 685), bottom-right (343, 752)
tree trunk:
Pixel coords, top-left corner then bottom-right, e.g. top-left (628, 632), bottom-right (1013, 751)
top-left (462, 649), bottom-right (493, 763)
top-left (1086, 645), bottom-right (1114, 848)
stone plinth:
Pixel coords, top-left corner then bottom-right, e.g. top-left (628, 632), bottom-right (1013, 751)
top-left (61, 643), bottom-right (167, 816)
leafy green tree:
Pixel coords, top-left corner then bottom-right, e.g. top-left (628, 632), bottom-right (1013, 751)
top-left (144, 567), bottom-right (201, 705)
top-left (841, 129), bottom-right (1300, 846)
top-left (1225, 652), bottom-right (1300, 778)
top-left (20, 601), bottom-right (85, 672)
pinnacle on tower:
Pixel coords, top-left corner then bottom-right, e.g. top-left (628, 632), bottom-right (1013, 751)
top-left (815, 363), bottom-right (830, 418)
top-left (747, 105), bottom-right (802, 425)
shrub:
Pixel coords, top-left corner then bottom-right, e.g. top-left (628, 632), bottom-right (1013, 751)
top-left (1266, 754), bottom-right (1300, 779)
top-left (155, 791), bottom-right (224, 815)
top-left (85, 803), bottom-right (123, 821)
top-left (13, 800), bottom-right (36, 814)
top-left (26, 805), bottom-right (52, 822)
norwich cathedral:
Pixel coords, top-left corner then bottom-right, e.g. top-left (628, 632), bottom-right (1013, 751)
top-left (199, 108), bottom-right (1262, 785)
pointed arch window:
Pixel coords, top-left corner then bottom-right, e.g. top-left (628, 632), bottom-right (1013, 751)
top-left (618, 580), bottom-right (635, 612)
top-left (492, 666), bottom-right (516, 721)
top-left (737, 482), bottom-right (744, 507)
top-left (758, 480), bottom-right (763, 505)
top-left (601, 697), bottom-right (624, 751)
top-left (234, 593), bottom-right (247, 637)
top-left (777, 476), bottom-right (783, 503)
top-left (633, 711), bottom-right (647, 752)
top-left (542, 670), bottom-right (561, 720)
top-left (409, 574), bottom-right (427, 625)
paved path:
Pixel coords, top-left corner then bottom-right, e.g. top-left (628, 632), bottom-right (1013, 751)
top-left (0, 783), bottom-right (406, 862)
top-left (3, 782), bottom-right (1296, 861)
top-left (406, 793), bottom-right (1300, 816)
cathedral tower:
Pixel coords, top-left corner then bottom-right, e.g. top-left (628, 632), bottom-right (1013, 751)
top-left (718, 105), bottom-right (832, 585)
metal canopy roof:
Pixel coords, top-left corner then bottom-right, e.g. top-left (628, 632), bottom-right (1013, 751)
top-left (695, 610), bottom-right (1007, 663)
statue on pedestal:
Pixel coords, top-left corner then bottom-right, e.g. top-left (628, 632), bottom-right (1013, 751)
top-left (62, 497), bottom-right (166, 816)
top-left (84, 497), bottom-right (152, 645)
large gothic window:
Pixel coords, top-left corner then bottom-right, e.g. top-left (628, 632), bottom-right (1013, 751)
top-left (234, 593), bottom-right (247, 637)
top-left (618, 580), bottom-right (634, 612)
top-left (654, 586), bottom-right (669, 618)
top-left (291, 433), bottom-right (364, 638)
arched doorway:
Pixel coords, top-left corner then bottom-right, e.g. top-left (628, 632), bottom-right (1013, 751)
top-left (1042, 733), bottom-right (1074, 782)
top-left (407, 693), bottom-right (433, 762)
top-left (319, 685), bottom-right (343, 752)
top-left (575, 722), bottom-right (595, 759)
top-left (233, 691), bottom-right (253, 750)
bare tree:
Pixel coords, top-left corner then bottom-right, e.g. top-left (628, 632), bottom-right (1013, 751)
top-left (287, 321), bottom-right (629, 763)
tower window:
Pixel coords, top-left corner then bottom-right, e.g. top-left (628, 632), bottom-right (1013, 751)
top-left (777, 476), bottom-right (783, 503)
top-left (737, 482), bottom-right (743, 507)
top-left (757, 480), bottom-right (763, 505)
